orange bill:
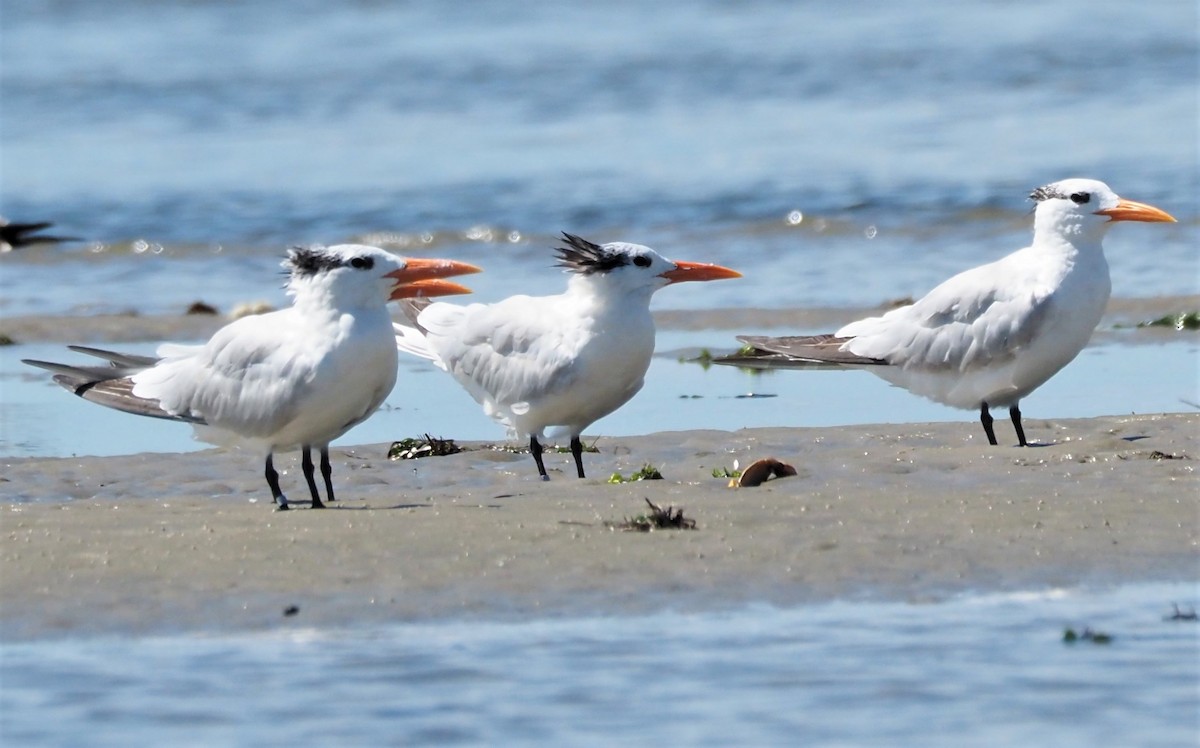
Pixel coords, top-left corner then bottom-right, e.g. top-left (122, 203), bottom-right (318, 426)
top-left (390, 278), bottom-right (474, 300)
top-left (385, 257), bottom-right (483, 284)
top-left (659, 261), bottom-right (743, 284)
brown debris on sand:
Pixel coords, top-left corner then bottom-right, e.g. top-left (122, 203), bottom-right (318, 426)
top-left (734, 457), bottom-right (798, 487)
top-left (609, 498), bottom-right (696, 532)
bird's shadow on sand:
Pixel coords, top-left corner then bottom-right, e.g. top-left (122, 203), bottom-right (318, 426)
top-left (270, 501), bottom-right (434, 512)
top-left (314, 501), bottom-right (505, 511)
top-left (1020, 433), bottom-right (1151, 448)
top-left (322, 502), bottom-right (432, 511)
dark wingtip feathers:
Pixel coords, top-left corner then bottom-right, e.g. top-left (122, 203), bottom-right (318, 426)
top-left (0, 221), bottom-right (81, 248)
top-left (23, 354), bottom-right (207, 424)
top-left (716, 335), bottom-right (888, 368)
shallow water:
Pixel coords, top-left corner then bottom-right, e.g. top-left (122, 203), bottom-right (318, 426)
top-left (2, 0), bottom-right (1197, 461)
top-left (2, 0), bottom-right (1197, 316)
top-left (1, 4), bottom-right (1197, 744)
top-left (2, 583), bottom-right (1196, 747)
top-left (3, 335), bottom-right (1198, 458)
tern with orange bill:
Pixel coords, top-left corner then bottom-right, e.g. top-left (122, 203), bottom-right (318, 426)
top-left (717, 178), bottom-right (1176, 445)
top-left (25, 244), bottom-right (481, 509)
top-left (395, 233), bottom-right (742, 478)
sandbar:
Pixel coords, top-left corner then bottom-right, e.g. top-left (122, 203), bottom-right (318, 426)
top-left (2, 413), bottom-right (1196, 640)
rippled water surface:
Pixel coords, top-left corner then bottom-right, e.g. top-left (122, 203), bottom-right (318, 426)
top-left (2, 583), bottom-right (1197, 747)
top-left (2, 0), bottom-right (1196, 316)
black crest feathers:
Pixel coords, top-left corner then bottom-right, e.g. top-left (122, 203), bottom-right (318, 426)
top-left (1029, 185), bottom-right (1068, 203)
top-left (554, 232), bottom-right (629, 275)
top-left (284, 246), bottom-right (345, 277)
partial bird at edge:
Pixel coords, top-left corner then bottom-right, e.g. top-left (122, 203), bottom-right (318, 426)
top-left (0, 219), bottom-right (82, 252)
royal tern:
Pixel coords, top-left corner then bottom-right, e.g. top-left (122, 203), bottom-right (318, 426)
top-left (395, 233), bottom-right (742, 479)
top-left (716, 178), bottom-right (1176, 446)
top-left (25, 244), bottom-right (481, 509)
top-left (0, 219), bottom-right (80, 252)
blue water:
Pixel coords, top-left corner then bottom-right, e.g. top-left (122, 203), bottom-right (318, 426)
top-left (2, 3), bottom-right (1198, 744)
top-left (2, 583), bottom-right (1197, 747)
top-left (11, 1), bottom-right (1196, 235)
top-left (4, 335), bottom-right (1198, 458)
top-left (1, 0), bottom-right (1196, 316)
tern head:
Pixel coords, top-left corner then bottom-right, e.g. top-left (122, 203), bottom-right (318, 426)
top-left (554, 232), bottom-right (741, 299)
top-left (1030, 178), bottom-right (1175, 242)
top-left (284, 244), bottom-right (480, 308)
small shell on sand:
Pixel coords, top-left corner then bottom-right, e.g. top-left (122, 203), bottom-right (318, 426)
top-left (734, 457), bottom-right (798, 488)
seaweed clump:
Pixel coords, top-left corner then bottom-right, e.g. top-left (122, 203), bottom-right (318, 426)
top-left (1137, 312), bottom-right (1200, 331)
top-left (608, 498), bottom-right (696, 532)
top-left (608, 464), bottom-right (664, 483)
top-left (1062, 627), bottom-right (1113, 644)
top-left (388, 434), bottom-right (464, 460)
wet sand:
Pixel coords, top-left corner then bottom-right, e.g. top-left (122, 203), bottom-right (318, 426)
top-left (2, 413), bottom-right (1196, 640)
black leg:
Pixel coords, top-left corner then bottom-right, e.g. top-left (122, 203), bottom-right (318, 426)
top-left (570, 436), bottom-right (586, 479)
top-left (530, 435), bottom-right (549, 480)
top-left (980, 402), bottom-right (997, 446)
top-left (265, 453), bottom-right (289, 510)
top-left (1010, 404), bottom-right (1028, 447)
top-left (320, 446), bottom-right (337, 502)
top-left (301, 445), bottom-right (325, 509)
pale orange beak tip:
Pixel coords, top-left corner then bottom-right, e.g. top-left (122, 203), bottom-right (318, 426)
top-left (1096, 198), bottom-right (1177, 224)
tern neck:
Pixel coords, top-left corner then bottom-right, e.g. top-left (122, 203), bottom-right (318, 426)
top-left (1028, 213), bottom-right (1111, 299)
top-left (288, 276), bottom-right (386, 317)
top-left (562, 275), bottom-right (657, 338)
top-left (566, 273), bottom-right (657, 310)
top-left (1033, 209), bottom-right (1111, 251)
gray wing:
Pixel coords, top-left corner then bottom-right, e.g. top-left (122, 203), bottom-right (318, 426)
top-left (66, 345), bottom-right (162, 369)
top-left (713, 334), bottom-right (887, 370)
top-left (22, 350), bottom-right (207, 424)
top-left (394, 298), bottom-right (434, 333)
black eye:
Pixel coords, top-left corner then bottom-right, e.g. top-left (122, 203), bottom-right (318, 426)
top-left (1069, 192), bottom-right (1090, 205)
top-left (632, 255), bottom-right (651, 268)
top-left (349, 256), bottom-right (374, 270)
